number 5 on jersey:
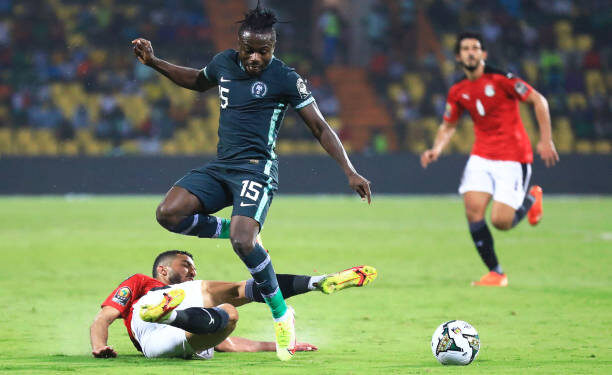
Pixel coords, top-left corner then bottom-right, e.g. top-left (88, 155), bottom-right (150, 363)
top-left (240, 180), bottom-right (262, 201)
top-left (219, 86), bottom-right (229, 109)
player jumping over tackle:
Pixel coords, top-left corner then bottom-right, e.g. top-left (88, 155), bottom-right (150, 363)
top-left (421, 32), bottom-right (559, 287)
top-left (90, 250), bottom-right (377, 359)
top-left (131, 2), bottom-right (371, 360)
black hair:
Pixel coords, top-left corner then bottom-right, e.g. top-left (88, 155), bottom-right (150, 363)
top-left (237, 0), bottom-right (278, 36)
top-left (152, 250), bottom-right (194, 278)
top-left (454, 31), bottom-right (486, 54)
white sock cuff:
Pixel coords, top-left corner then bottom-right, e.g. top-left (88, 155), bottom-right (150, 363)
top-left (163, 309), bottom-right (178, 324)
top-left (273, 306), bottom-right (293, 322)
top-left (308, 275), bottom-right (326, 291)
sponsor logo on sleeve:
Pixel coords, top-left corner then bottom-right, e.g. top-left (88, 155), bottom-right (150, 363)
top-left (296, 78), bottom-right (311, 99)
top-left (444, 102), bottom-right (452, 118)
top-left (112, 286), bottom-right (132, 306)
top-left (514, 81), bottom-right (528, 96)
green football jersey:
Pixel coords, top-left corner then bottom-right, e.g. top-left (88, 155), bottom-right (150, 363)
top-left (201, 49), bottom-right (314, 179)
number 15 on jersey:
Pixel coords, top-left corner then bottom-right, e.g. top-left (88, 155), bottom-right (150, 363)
top-left (219, 86), bottom-right (229, 109)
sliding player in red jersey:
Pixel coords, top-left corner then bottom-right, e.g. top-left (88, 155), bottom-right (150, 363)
top-left (421, 32), bottom-right (559, 287)
top-left (90, 249), bottom-right (377, 359)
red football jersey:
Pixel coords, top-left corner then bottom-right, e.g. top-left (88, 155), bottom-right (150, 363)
top-left (101, 274), bottom-right (165, 351)
top-left (443, 66), bottom-right (534, 163)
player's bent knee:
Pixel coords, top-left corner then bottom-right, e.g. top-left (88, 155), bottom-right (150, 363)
top-left (230, 236), bottom-right (254, 257)
top-left (218, 303), bottom-right (239, 326)
top-left (156, 204), bottom-right (179, 230)
top-left (491, 217), bottom-right (512, 231)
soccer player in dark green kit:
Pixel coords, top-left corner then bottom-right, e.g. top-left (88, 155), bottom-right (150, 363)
top-left (132, 2), bottom-right (371, 361)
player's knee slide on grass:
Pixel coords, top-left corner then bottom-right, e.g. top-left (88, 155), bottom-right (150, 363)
top-left (171, 307), bottom-right (230, 334)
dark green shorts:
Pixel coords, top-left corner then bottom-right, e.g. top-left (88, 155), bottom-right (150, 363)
top-left (175, 162), bottom-right (278, 227)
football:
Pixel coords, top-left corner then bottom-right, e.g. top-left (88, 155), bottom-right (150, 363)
top-left (431, 320), bottom-right (480, 365)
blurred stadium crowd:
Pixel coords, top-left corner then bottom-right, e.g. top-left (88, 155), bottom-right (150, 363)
top-left (0, 0), bottom-right (610, 156)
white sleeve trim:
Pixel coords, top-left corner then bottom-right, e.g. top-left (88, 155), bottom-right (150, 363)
top-left (295, 96), bottom-right (315, 109)
top-left (202, 66), bottom-right (211, 81)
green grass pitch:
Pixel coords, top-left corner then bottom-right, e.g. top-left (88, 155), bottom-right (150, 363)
top-left (1, 195), bottom-right (610, 374)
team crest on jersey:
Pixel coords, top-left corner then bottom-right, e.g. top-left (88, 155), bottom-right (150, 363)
top-left (251, 81), bottom-right (267, 98)
top-left (112, 286), bottom-right (131, 306)
top-left (484, 84), bottom-right (495, 97)
top-left (514, 81), bottom-right (528, 96)
top-left (296, 78), bottom-right (311, 99)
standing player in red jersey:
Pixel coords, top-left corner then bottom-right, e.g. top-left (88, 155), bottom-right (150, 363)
top-left (90, 250), bottom-right (377, 359)
top-left (420, 32), bottom-right (559, 287)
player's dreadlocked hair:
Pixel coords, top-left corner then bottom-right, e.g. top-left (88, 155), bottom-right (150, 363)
top-left (237, 0), bottom-right (278, 36)
top-left (152, 250), bottom-right (194, 278)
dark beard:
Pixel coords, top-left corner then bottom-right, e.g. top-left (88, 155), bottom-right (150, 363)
top-left (462, 62), bottom-right (479, 71)
top-left (168, 272), bottom-right (183, 285)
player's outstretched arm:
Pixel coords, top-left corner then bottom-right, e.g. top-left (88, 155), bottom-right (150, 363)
top-left (131, 38), bottom-right (216, 92)
top-left (90, 306), bottom-right (121, 358)
top-left (215, 337), bottom-right (317, 352)
top-left (420, 120), bottom-right (458, 169)
top-left (525, 90), bottom-right (559, 167)
top-left (298, 102), bottom-right (372, 203)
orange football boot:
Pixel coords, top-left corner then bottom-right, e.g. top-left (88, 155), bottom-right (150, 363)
top-left (527, 186), bottom-right (543, 226)
top-left (472, 271), bottom-right (508, 287)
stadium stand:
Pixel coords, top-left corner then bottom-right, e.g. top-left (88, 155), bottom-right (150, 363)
top-left (0, 0), bottom-right (609, 155)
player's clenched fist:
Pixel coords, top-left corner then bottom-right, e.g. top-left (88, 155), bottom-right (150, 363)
top-left (132, 38), bottom-right (155, 65)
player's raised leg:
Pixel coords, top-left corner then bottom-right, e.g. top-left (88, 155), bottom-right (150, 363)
top-left (490, 189), bottom-right (540, 230)
top-left (508, 191), bottom-right (537, 228)
top-left (492, 163), bottom-right (538, 229)
top-left (490, 201), bottom-right (516, 231)
top-left (230, 215), bottom-right (295, 361)
top-left (156, 186), bottom-right (231, 239)
top-left (206, 267), bottom-right (379, 310)
top-left (464, 192), bottom-right (507, 286)
top-left (246, 267), bottom-right (378, 300)
top-left (491, 193), bottom-right (538, 231)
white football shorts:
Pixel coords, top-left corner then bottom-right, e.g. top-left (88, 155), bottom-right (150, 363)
top-left (458, 155), bottom-right (532, 209)
top-left (131, 280), bottom-right (214, 359)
